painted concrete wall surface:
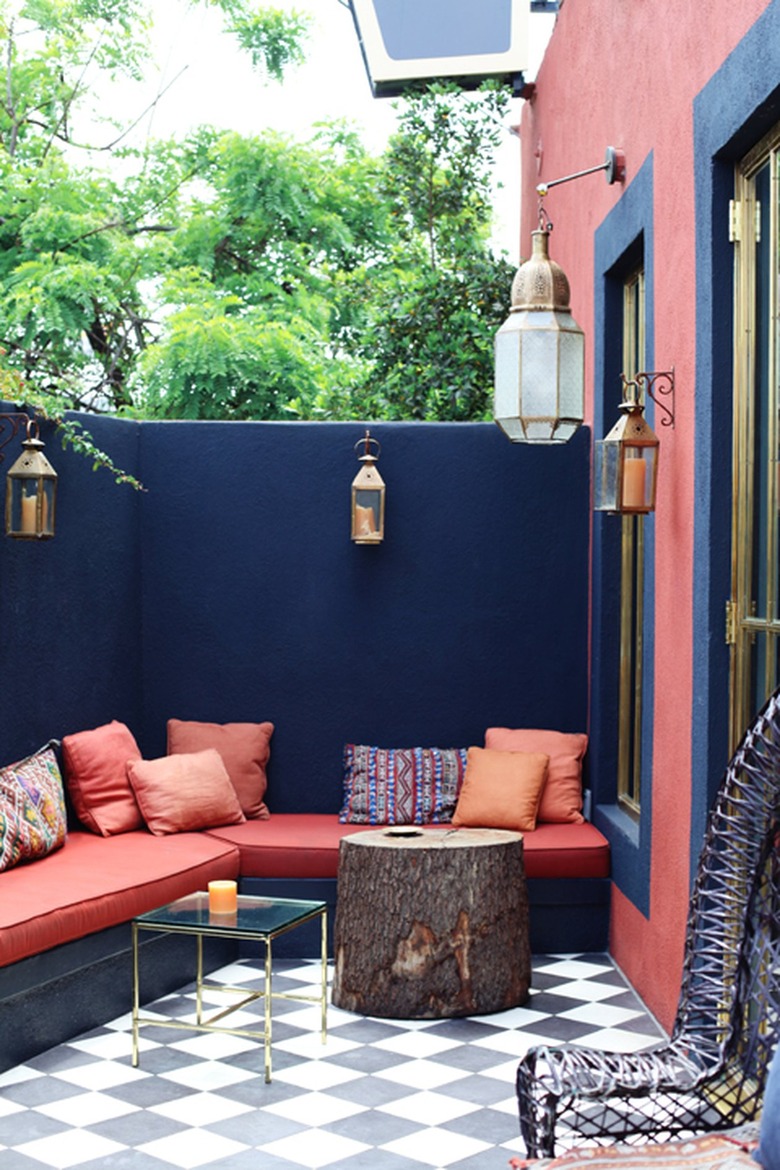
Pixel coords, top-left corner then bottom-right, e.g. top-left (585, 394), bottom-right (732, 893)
top-left (0, 413), bottom-right (590, 820)
top-left (521, 0), bottom-right (777, 1027)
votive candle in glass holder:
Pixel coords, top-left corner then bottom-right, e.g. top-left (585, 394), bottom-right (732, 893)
top-left (208, 880), bottom-right (238, 914)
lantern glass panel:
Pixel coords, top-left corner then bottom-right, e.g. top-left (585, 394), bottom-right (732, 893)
top-left (494, 328), bottom-right (520, 419)
top-left (6, 475), bottom-right (55, 538)
top-left (620, 447), bottom-right (657, 513)
top-left (558, 328), bottom-right (585, 415)
top-left (521, 319), bottom-right (555, 416)
top-left (594, 438), bottom-right (620, 512)
top-left (353, 484), bottom-right (383, 542)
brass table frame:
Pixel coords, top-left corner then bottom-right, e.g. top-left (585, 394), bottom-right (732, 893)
top-left (131, 893), bottom-right (327, 1083)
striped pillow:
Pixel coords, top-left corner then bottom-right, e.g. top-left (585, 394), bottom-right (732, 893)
top-left (339, 744), bottom-right (467, 825)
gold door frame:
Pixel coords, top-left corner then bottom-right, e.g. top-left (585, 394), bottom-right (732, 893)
top-left (729, 126), bottom-right (780, 752)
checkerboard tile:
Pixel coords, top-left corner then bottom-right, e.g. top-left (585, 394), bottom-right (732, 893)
top-left (0, 955), bottom-right (665, 1168)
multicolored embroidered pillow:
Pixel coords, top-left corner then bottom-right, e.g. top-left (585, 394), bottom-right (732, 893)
top-left (0, 744), bottom-right (67, 872)
top-left (339, 745), bottom-right (468, 825)
top-left (508, 1130), bottom-right (760, 1170)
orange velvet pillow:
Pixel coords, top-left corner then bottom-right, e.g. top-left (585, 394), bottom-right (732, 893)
top-left (127, 749), bottom-right (246, 836)
top-left (452, 747), bottom-right (549, 832)
top-left (167, 720), bottom-right (273, 820)
top-left (61, 720), bottom-right (144, 836)
top-left (484, 728), bottom-right (587, 824)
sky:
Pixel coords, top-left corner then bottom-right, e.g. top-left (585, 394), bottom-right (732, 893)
top-left (110, 1), bottom-right (556, 260)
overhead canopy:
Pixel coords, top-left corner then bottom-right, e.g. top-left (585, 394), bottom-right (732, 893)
top-left (348, 0), bottom-right (528, 97)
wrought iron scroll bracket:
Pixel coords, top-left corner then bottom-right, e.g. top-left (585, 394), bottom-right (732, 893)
top-left (0, 412), bottom-right (36, 464)
top-left (620, 369), bottom-right (676, 429)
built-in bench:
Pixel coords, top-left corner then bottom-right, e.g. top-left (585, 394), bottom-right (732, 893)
top-left (1, 725), bottom-right (609, 1073)
top-left (0, 813), bottom-right (609, 1072)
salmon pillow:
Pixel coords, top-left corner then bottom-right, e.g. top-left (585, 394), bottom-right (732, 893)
top-left (484, 728), bottom-right (587, 824)
top-left (127, 749), bottom-right (245, 836)
top-left (452, 747), bottom-right (549, 832)
top-left (62, 720), bottom-right (143, 836)
top-left (167, 720), bottom-right (273, 820)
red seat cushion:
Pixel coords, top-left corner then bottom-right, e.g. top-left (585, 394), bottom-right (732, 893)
top-left (205, 815), bottom-right (610, 881)
top-left (0, 830), bottom-right (239, 966)
top-left (206, 815), bottom-right (381, 879)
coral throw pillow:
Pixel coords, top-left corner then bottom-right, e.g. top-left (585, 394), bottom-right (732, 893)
top-left (0, 743), bottom-right (67, 871)
top-left (485, 728), bottom-right (587, 824)
top-left (452, 747), bottom-right (549, 832)
top-left (61, 720), bottom-right (144, 835)
top-left (127, 749), bottom-right (246, 836)
top-left (167, 720), bottom-right (273, 820)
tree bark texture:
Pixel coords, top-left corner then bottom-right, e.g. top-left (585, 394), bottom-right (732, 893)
top-left (332, 827), bottom-right (531, 1018)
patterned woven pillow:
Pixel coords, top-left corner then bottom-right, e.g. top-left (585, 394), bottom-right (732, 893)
top-left (339, 744), bottom-right (468, 825)
top-left (508, 1131), bottom-right (760, 1170)
top-left (0, 743), bottom-right (67, 872)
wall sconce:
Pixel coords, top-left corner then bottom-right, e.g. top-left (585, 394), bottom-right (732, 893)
top-left (351, 429), bottom-right (385, 544)
top-left (494, 148), bottom-right (625, 444)
top-left (593, 370), bottom-right (675, 515)
top-left (2, 413), bottom-right (58, 539)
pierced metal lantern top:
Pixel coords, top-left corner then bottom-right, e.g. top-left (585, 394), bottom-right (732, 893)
top-left (510, 230), bottom-right (572, 313)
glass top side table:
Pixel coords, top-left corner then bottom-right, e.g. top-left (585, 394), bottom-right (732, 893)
top-left (131, 892), bottom-right (327, 1083)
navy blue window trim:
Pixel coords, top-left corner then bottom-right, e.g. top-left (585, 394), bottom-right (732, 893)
top-left (591, 153), bottom-right (654, 916)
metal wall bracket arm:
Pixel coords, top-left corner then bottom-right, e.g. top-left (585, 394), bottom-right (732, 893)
top-left (620, 369), bottom-right (676, 428)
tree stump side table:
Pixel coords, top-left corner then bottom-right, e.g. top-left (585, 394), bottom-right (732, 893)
top-left (331, 827), bottom-right (531, 1018)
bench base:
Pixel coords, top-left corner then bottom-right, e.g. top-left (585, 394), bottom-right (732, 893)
top-left (0, 924), bottom-right (237, 1074)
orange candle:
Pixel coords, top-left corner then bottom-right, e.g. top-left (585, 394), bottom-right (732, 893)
top-left (622, 458), bottom-right (646, 509)
top-left (20, 491), bottom-right (38, 533)
top-left (355, 504), bottom-right (376, 536)
top-left (208, 880), bottom-right (237, 914)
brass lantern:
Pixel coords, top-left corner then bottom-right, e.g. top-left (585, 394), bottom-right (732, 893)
top-left (594, 383), bottom-right (659, 515)
top-left (5, 419), bottom-right (57, 539)
top-left (351, 430), bottom-right (385, 544)
top-left (494, 228), bottom-right (585, 443)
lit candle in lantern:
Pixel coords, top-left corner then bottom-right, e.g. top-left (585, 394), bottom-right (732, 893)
top-left (622, 458), bottom-right (646, 510)
top-left (208, 880), bottom-right (238, 914)
top-left (355, 504), bottom-right (376, 536)
top-left (20, 492), bottom-right (38, 534)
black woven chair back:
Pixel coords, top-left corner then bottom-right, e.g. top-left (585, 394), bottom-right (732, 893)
top-left (516, 687), bottom-right (780, 1155)
top-left (674, 688), bottom-right (780, 1081)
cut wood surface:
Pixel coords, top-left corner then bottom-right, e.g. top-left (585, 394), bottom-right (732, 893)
top-left (332, 827), bottom-right (531, 1018)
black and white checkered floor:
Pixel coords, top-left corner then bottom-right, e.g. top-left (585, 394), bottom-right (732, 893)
top-left (0, 955), bottom-right (665, 1170)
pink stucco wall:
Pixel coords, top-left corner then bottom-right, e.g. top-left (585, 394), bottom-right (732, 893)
top-left (519, 0), bottom-right (773, 1030)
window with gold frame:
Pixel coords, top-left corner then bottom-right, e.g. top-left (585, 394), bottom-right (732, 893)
top-left (729, 126), bottom-right (780, 753)
top-left (617, 268), bottom-right (645, 816)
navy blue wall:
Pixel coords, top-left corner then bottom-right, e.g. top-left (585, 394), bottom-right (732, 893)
top-left (0, 408), bottom-right (142, 761)
top-left (0, 414), bottom-right (590, 814)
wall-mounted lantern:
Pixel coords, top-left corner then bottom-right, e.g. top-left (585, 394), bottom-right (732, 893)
top-left (2, 414), bottom-right (57, 539)
top-left (351, 429), bottom-right (385, 544)
top-left (494, 148), bottom-right (625, 445)
top-left (593, 370), bottom-right (675, 515)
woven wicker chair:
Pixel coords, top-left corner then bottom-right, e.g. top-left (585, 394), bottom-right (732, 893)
top-left (516, 688), bottom-right (780, 1156)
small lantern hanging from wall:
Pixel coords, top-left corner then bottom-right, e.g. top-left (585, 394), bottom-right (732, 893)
top-left (5, 417), bottom-right (57, 539)
top-left (593, 373), bottom-right (675, 515)
top-left (351, 429), bottom-right (385, 544)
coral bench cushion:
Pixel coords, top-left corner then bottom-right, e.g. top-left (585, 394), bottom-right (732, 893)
top-left (205, 814), bottom-right (609, 881)
top-left (206, 815), bottom-right (380, 879)
top-left (0, 830), bottom-right (240, 966)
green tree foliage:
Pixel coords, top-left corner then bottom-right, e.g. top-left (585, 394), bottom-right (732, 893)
top-left (0, 1), bottom-right (512, 428)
